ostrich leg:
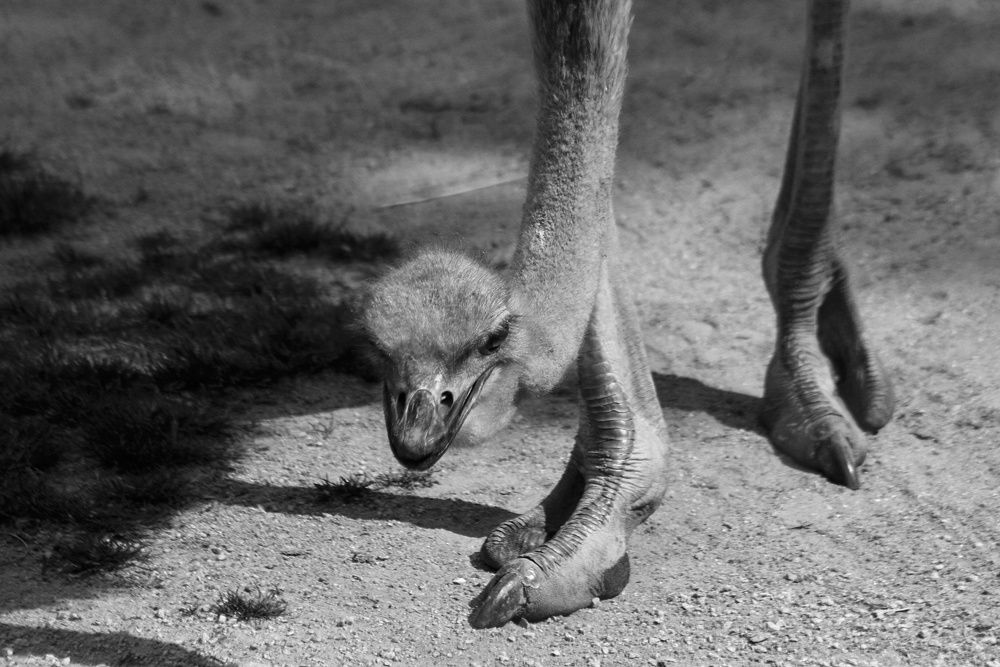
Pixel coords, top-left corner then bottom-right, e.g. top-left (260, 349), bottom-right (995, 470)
top-left (469, 0), bottom-right (669, 626)
top-left (761, 0), bottom-right (895, 489)
top-left (472, 236), bottom-right (668, 627)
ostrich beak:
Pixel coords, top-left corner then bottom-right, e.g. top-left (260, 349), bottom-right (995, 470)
top-left (383, 366), bottom-right (496, 470)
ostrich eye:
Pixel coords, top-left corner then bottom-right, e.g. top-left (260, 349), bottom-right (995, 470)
top-left (478, 321), bottom-right (509, 356)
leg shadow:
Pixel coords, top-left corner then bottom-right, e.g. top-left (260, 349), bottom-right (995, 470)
top-left (651, 372), bottom-right (763, 434)
top-left (217, 479), bottom-right (517, 539)
top-left (652, 372), bottom-right (835, 478)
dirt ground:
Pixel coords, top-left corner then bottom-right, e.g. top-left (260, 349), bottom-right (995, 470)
top-left (2, 0), bottom-right (1000, 665)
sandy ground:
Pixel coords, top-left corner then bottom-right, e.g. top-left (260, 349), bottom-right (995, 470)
top-left (2, 0), bottom-right (1000, 665)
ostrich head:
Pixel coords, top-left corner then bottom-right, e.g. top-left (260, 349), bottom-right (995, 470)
top-left (362, 250), bottom-right (523, 470)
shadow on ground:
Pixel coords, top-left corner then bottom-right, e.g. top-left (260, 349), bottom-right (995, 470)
top-left (653, 372), bottom-right (762, 434)
top-left (0, 179), bottom-right (400, 615)
top-left (0, 624), bottom-right (229, 667)
top-left (217, 480), bottom-right (517, 540)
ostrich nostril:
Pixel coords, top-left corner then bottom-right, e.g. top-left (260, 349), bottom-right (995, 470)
top-left (396, 392), bottom-right (406, 416)
top-left (440, 391), bottom-right (454, 408)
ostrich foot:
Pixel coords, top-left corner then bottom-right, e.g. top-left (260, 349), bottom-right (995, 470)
top-left (472, 351), bottom-right (665, 627)
top-left (474, 463), bottom-right (629, 627)
top-left (762, 272), bottom-right (895, 489)
top-left (480, 464), bottom-right (584, 569)
top-left (470, 499), bottom-right (630, 628)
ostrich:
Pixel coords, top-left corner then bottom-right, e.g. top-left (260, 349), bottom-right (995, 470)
top-left (362, 0), bottom-right (895, 627)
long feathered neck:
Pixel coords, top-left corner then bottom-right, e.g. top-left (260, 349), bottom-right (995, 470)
top-left (510, 0), bottom-right (632, 391)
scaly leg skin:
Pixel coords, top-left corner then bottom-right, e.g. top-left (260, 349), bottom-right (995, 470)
top-left (762, 259), bottom-right (895, 489)
top-left (480, 457), bottom-right (584, 569)
top-left (817, 260), bottom-right (895, 433)
top-left (761, 0), bottom-right (894, 489)
top-left (471, 258), bottom-right (668, 628)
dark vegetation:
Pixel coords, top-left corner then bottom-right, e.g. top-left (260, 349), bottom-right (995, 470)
top-left (0, 150), bottom-right (399, 573)
top-left (313, 470), bottom-right (438, 503)
top-left (48, 533), bottom-right (147, 575)
top-left (222, 201), bottom-right (397, 263)
top-left (0, 148), bottom-right (95, 237)
top-left (211, 587), bottom-right (288, 622)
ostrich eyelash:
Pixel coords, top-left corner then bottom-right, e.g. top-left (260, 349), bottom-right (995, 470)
top-left (478, 319), bottom-right (511, 355)
top-left (452, 316), bottom-right (516, 365)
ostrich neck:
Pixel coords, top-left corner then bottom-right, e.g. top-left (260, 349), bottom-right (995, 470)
top-left (510, 0), bottom-right (632, 392)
